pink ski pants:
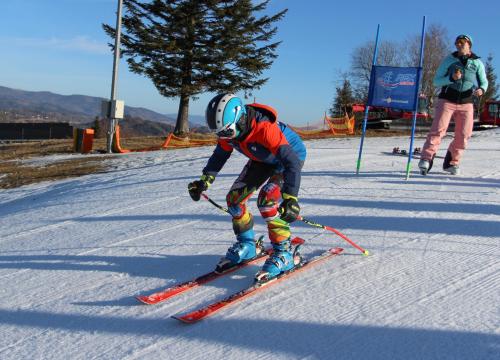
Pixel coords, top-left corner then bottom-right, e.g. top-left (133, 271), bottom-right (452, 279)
top-left (421, 99), bottom-right (474, 165)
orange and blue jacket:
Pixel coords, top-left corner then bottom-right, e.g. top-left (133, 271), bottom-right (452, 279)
top-left (203, 103), bottom-right (306, 197)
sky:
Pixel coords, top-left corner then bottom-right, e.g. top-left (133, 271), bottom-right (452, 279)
top-left (0, 0), bottom-right (499, 126)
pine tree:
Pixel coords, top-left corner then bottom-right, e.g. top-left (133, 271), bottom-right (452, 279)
top-left (479, 54), bottom-right (499, 112)
top-left (103, 0), bottom-right (287, 135)
top-left (330, 79), bottom-right (354, 117)
top-left (93, 116), bottom-right (101, 138)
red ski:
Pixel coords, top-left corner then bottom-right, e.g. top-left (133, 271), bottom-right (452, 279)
top-left (136, 237), bottom-right (305, 305)
top-left (172, 247), bottom-right (344, 323)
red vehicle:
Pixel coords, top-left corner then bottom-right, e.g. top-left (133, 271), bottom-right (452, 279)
top-left (351, 95), bottom-right (429, 121)
top-left (349, 96), bottom-right (430, 129)
top-left (480, 100), bottom-right (500, 125)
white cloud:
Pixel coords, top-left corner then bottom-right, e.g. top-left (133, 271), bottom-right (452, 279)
top-left (0, 35), bottom-right (110, 55)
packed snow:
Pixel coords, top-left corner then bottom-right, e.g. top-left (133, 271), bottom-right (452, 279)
top-left (0, 130), bottom-right (499, 360)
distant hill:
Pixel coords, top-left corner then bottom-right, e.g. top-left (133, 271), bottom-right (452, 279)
top-left (169, 113), bottom-right (206, 126)
top-left (103, 117), bottom-right (175, 138)
top-left (0, 85), bottom-right (206, 129)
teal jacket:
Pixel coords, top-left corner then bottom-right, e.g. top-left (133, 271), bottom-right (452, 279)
top-left (433, 51), bottom-right (488, 104)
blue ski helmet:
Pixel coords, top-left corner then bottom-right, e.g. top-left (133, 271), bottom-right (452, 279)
top-left (205, 94), bottom-right (246, 138)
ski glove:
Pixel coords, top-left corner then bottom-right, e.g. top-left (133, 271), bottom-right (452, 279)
top-left (188, 174), bottom-right (215, 201)
top-left (279, 193), bottom-right (300, 223)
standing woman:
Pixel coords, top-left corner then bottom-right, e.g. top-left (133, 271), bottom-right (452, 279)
top-left (418, 34), bottom-right (488, 175)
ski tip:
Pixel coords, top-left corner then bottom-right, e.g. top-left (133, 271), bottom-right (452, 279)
top-left (363, 250), bottom-right (370, 256)
top-left (171, 314), bottom-right (198, 324)
top-left (136, 295), bottom-right (155, 305)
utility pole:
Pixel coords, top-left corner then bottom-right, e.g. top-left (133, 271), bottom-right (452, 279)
top-left (106, 0), bottom-right (124, 153)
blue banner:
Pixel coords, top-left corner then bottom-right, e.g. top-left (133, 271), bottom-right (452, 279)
top-left (367, 66), bottom-right (421, 111)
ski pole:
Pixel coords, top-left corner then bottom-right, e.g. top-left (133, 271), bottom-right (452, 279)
top-left (202, 193), bottom-right (229, 214)
top-left (201, 193), bottom-right (369, 256)
top-left (295, 215), bottom-right (369, 256)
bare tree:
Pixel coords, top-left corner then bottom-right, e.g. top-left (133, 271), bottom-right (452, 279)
top-left (350, 40), bottom-right (404, 101)
top-left (404, 24), bottom-right (450, 110)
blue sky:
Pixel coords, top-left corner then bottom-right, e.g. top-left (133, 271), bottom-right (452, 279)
top-left (1, 0), bottom-right (499, 125)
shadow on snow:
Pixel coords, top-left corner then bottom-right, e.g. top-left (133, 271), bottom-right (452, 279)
top-left (0, 309), bottom-right (497, 360)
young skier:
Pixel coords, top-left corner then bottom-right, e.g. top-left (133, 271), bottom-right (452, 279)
top-left (188, 94), bottom-right (306, 280)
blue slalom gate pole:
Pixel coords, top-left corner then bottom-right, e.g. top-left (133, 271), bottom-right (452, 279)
top-left (356, 24), bottom-right (380, 175)
top-left (405, 16), bottom-right (426, 180)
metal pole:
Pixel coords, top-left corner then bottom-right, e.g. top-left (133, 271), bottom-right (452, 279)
top-left (356, 24), bottom-right (380, 175)
top-left (405, 16), bottom-right (426, 180)
top-left (107, 0), bottom-right (123, 153)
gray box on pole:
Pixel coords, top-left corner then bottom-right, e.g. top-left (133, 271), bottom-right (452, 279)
top-left (102, 100), bottom-right (125, 119)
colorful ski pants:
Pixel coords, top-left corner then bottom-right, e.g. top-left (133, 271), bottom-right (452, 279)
top-left (226, 160), bottom-right (300, 244)
top-left (421, 99), bottom-right (474, 166)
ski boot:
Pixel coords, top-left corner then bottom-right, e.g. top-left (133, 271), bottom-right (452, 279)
top-left (442, 150), bottom-right (452, 169)
top-left (419, 154), bottom-right (435, 176)
top-left (418, 159), bottom-right (430, 175)
top-left (215, 233), bottom-right (263, 274)
top-left (254, 238), bottom-right (302, 282)
top-left (443, 164), bottom-right (460, 175)
top-left (442, 151), bottom-right (459, 174)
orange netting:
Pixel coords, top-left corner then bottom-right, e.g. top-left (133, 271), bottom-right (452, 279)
top-left (289, 113), bottom-right (355, 139)
top-left (112, 125), bottom-right (217, 153)
top-left (288, 126), bottom-right (335, 139)
top-left (166, 134), bottom-right (217, 148)
top-left (112, 114), bottom-right (355, 153)
top-left (324, 114), bottom-right (355, 135)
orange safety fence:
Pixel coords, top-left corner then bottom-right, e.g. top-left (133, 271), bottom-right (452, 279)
top-left (324, 114), bottom-right (355, 135)
top-left (112, 125), bottom-right (217, 153)
top-left (167, 133), bottom-right (217, 148)
top-left (288, 126), bottom-right (335, 140)
top-left (112, 116), bottom-right (355, 154)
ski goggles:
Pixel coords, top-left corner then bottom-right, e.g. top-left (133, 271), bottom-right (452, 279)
top-left (215, 121), bottom-right (237, 138)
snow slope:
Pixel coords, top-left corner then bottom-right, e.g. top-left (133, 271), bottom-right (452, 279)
top-left (0, 130), bottom-right (499, 360)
